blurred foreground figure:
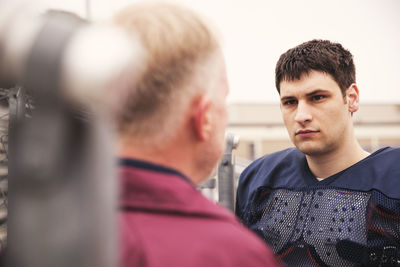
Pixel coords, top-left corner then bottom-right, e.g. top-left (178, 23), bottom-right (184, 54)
top-left (113, 3), bottom-right (280, 267)
top-left (236, 40), bottom-right (400, 266)
top-left (0, 2), bottom-right (143, 267)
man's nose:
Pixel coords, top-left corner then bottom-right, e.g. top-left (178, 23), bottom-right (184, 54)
top-left (294, 101), bottom-right (312, 123)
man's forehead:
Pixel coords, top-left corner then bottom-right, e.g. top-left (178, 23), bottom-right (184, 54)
top-left (280, 71), bottom-right (338, 97)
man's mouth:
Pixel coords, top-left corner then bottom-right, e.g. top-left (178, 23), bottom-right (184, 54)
top-left (295, 129), bottom-right (319, 136)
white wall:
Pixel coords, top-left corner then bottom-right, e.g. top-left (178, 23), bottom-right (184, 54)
top-left (33, 0), bottom-right (400, 104)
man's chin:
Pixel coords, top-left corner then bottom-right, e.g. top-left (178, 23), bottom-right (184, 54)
top-left (295, 143), bottom-right (325, 156)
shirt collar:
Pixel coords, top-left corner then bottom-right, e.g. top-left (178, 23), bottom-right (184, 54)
top-left (118, 157), bottom-right (195, 187)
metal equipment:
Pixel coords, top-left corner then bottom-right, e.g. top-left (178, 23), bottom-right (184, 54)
top-left (217, 132), bottom-right (240, 211)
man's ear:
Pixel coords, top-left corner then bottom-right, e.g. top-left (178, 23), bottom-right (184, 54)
top-left (193, 95), bottom-right (212, 141)
top-left (346, 83), bottom-right (360, 113)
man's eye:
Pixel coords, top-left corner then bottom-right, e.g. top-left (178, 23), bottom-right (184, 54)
top-left (312, 95), bottom-right (325, 101)
top-left (283, 99), bottom-right (297, 106)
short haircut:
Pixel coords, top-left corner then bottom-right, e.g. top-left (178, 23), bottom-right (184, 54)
top-left (113, 3), bottom-right (220, 143)
top-left (275, 39), bottom-right (356, 96)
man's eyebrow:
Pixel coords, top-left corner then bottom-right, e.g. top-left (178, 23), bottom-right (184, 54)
top-left (280, 89), bottom-right (330, 101)
top-left (305, 89), bottom-right (330, 97)
top-left (280, 96), bottom-right (295, 102)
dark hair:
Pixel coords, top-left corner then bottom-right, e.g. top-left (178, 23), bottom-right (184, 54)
top-left (275, 39), bottom-right (355, 96)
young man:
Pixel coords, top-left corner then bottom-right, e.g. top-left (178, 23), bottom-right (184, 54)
top-left (112, 3), bottom-right (280, 267)
top-left (236, 39), bottom-right (400, 266)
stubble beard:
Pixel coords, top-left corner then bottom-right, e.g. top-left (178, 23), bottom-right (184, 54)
top-left (294, 136), bottom-right (338, 157)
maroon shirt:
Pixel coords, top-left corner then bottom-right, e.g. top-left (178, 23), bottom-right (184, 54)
top-left (118, 158), bottom-right (281, 267)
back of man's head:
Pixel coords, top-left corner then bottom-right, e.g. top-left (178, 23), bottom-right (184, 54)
top-left (275, 39), bottom-right (356, 96)
top-left (113, 2), bottom-right (221, 146)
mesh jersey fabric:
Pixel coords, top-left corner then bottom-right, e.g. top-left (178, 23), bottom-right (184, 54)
top-left (236, 147), bottom-right (400, 266)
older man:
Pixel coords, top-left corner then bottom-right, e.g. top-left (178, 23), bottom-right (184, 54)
top-left (113, 3), bottom-right (280, 267)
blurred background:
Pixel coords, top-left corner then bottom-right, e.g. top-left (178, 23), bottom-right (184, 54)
top-left (0, 0), bottom-right (399, 265)
top-left (33, 0), bottom-right (400, 102)
top-left (28, 0), bottom-right (400, 159)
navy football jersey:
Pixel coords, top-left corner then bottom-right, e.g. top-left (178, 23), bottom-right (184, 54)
top-left (236, 147), bottom-right (400, 266)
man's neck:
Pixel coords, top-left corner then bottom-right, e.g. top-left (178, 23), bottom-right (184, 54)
top-left (305, 137), bottom-right (370, 179)
top-left (117, 137), bottom-right (205, 185)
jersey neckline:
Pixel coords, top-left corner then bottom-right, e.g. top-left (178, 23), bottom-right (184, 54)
top-left (302, 146), bottom-right (390, 185)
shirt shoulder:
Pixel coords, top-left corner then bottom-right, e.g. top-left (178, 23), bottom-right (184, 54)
top-left (121, 197), bottom-right (281, 267)
top-left (241, 147), bottom-right (305, 185)
top-left (331, 146), bottom-right (400, 199)
top-left (236, 147), bottom-right (308, 218)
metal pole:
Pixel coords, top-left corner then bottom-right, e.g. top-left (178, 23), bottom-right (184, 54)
top-left (218, 132), bottom-right (239, 212)
top-left (8, 86), bottom-right (25, 135)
